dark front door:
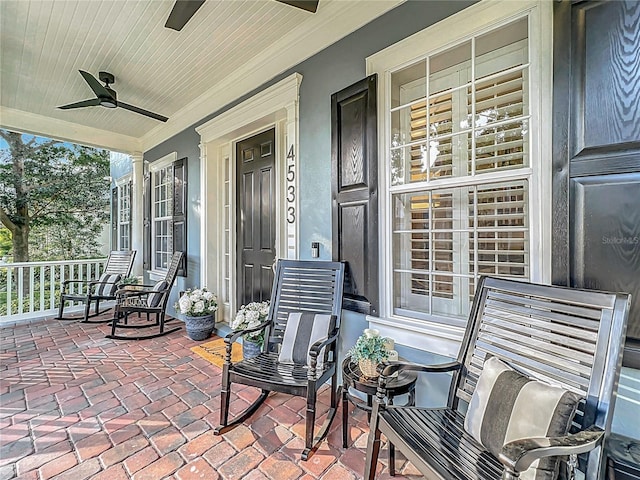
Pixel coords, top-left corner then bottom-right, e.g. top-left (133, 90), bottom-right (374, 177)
top-left (553, 1), bottom-right (640, 365)
top-left (236, 129), bottom-right (276, 306)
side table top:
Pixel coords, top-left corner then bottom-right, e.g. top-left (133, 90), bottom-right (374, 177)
top-left (342, 356), bottom-right (418, 396)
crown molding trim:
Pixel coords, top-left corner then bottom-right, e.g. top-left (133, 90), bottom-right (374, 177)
top-left (0, 107), bottom-right (141, 153)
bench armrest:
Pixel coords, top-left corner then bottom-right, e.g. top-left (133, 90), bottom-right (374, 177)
top-left (499, 426), bottom-right (604, 474)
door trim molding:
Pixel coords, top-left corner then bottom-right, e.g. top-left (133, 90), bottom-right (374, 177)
top-left (196, 73), bottom-right (301, 323)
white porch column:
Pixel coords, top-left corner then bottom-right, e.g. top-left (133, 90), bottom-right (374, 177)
top-left (130, 152), bottom-right (144, 275)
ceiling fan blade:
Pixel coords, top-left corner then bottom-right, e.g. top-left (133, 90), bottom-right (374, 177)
top-left (165, 0), bottom-right (206, 31)
top-left (58, 98), bottom-right (101, 110)
top-left (118, 101), bottom-right (169, 122)
top-left (276, 0), bottom-right (318, 13)
top-left (78, 70), bottom-right (113, 99)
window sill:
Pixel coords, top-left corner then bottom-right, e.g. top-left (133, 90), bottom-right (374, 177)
top-left (366, 314), bottom-right (465, 359)
top-left (147, 270), bottom-right (167, 281)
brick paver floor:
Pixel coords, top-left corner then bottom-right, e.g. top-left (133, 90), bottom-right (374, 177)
top-left (0, 314), bottom-right (420, 479)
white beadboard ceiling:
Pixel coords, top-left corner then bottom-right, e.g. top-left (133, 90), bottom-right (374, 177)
top-left (0, 0), bottom-right (403, 152)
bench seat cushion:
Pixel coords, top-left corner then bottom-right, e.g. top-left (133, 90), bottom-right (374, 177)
top-left (381, 407), bottom-right (503, 480)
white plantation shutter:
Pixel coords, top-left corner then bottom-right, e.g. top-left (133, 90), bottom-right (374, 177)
top-left (472, 70), bottom-right (527, 173)
top-left (391, 21), bottom-right (530, 323)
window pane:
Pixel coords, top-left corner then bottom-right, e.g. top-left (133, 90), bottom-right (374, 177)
top-left (391, 61), bottom-right (426, 109)
top-left (475, 18), bottom-right (528, 79)
top-left (474, 118), bottom-right (528, 173)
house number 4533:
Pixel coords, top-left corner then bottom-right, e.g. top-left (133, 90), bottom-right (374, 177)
top-left (286, 145), bottom-right (295, 224)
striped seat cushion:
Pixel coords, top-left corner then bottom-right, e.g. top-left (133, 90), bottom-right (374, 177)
top-left (464, 356), bottom-right (582, 480)
top-left (96, 273), bottom-right (121, 296)
top-left (278, 312), bottom-right (333, 368)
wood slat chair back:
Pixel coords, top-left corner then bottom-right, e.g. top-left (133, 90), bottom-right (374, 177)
top-left (57, 250), bottom-right (136, 322)
top-left (103, 250), bottom-right (136, 276)
top-left (266, 260), bottom-right (345, 353)
top-left (453, 278), bottom-right (628, 442)
top-left (365, 276), bottom-right (630, 480)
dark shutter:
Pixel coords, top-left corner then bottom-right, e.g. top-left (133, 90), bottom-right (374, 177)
top-left (331, 74), bottom-right (379, 315)
top-left (552, 0), bottom-right (640, 367)
top-left (111, 186), bottom-right (118, 250)
top-left (143, 169), bottom-right (151, 271)
top-left (172, 157), bottom-right (187, 277)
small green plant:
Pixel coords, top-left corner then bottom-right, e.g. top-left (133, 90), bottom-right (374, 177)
top-left (120, 276), bottom-right (140, 286)
top-left (348, 329), bottom-right (391, 363)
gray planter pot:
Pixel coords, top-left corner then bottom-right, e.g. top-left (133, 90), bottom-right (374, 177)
top-left (242, 339), bottom-right (262, 359)
top-left (184, 314), bottom-right (215, 341)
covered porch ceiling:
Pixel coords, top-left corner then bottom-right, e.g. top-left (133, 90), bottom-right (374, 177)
top-left (0, 0), bottom-right (404, 153)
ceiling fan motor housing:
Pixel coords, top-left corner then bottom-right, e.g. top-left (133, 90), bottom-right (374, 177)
top-left (98, 72), bottom-right (117, 107)
top-left (99, 71), bottom-right (115, 85)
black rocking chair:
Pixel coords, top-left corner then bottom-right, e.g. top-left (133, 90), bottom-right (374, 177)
top-left (106, 251), bottom-right (183, 340)
top-left (364, 276), bottom-right (630, 480)
top-left (57, 250), bottom-right (136, 322)
top-left (216, 259), bottom-right (345, 460)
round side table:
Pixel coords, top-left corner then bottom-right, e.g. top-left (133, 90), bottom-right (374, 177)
top-left (341, 355), bottom-right (417, 448)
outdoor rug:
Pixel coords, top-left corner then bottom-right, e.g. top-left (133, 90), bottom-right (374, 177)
top-left (191, 337), bottom-right (242, 368)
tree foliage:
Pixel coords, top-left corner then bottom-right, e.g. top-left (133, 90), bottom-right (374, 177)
top-left (0, 129), bottom-right (110, 262)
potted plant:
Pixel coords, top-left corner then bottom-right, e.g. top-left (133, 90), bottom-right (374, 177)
top-left (348, 328), bottom-right (391, 378)
top-left (175, 287), bottom-right (218, 340)
top-left (231, 300), bottom-right (270, 359)
top-left (120, 275), bottom-right (142, 290)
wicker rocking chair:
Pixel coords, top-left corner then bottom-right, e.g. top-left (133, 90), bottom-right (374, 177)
top-left (216, 259), bottom-right (345, 460)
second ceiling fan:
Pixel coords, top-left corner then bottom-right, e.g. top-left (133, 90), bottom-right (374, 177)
top-left (165, 0), bottom-right (319, 31)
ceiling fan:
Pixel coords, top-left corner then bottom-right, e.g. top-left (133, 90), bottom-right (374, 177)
top-left (165, 0), bottom-right (319, 31)
top-left (57, 70), bottom-right (169, 122)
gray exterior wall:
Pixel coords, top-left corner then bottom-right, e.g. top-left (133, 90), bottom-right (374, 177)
top-left (142, 0), bottom-right (639, 439)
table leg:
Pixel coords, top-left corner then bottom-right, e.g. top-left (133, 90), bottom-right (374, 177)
top-left (388, 394), bottom-right (395, 475)
top-left (367, 394), bottom-right (372, 422)
top-left (342, 384), bottom-right (349, 448)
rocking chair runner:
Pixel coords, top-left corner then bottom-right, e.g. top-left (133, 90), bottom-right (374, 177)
top-left (57, 250), bottom-right (136, 322)
top-left (364, 276), bottom-right (630, 480)
top-left (216, 259), bottom-right (345, 460)
top-left (106, 251), bottom-right (183, 340)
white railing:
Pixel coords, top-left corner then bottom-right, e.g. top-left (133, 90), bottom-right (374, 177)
top-left (0, 258), bottom-right (108, 323)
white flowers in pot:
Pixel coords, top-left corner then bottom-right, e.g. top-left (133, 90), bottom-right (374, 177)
top-left (176, 287), bottom-right (218, 317)
top-left (231, 300), bottom-right (270, 347)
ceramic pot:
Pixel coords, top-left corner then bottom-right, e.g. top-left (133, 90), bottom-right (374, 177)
top-left (242, 338), bottom-right (262, 359)
top-left (184, 314), bottom-right (215, 341)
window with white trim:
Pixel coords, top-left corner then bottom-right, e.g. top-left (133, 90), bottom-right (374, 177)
top-left (117, 180), bottom-right (131, 250)
top-left (152, 164), bottom-right (173, 271)
top-left (387, 16), bottom-right (534, 326)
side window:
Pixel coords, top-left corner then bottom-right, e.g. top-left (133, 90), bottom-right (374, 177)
top-left (111, 178), bottom-right (131, 251)
top-left (143, 155), bottom-right (187, 275)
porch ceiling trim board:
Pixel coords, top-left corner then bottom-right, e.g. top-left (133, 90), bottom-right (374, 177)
top-left (0, 106), bottom-right (141, 154)
top-left (141, 0), bottom-right (405, 152)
